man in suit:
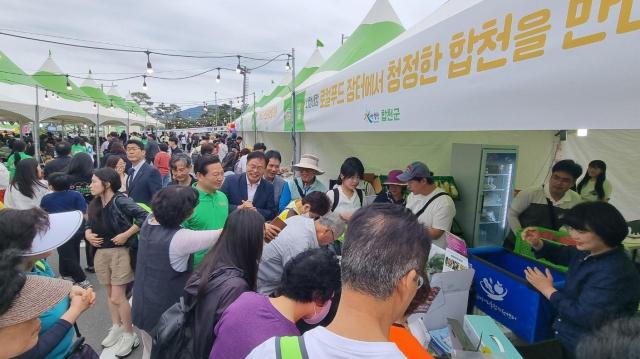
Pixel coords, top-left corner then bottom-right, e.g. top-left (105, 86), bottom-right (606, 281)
top-left (221, 151), bottom-right (276, 221)
top-left (126, 139), bottom-right (162, 204)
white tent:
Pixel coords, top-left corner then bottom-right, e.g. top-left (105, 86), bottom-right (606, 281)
top-left (247, 0), bottom-right (640, 220)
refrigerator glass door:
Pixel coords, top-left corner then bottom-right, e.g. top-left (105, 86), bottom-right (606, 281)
top-left (475, 150), bottom-right (517, 247)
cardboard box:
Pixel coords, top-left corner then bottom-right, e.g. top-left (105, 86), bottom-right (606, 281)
top-left (463, 315), bottom-right (523, 359)
top-left (410, 268), bottom-right (475, 331)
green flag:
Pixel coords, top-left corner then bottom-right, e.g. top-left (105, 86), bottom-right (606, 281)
top-left (316, 39), bottom-right (324, 48)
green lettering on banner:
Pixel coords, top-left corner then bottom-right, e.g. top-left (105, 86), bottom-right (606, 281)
top-left (284, 91), bottom-right (306, 132)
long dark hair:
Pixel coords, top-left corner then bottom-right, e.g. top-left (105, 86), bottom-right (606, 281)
top-left (10, 158), bottom-right (46, 198)
top-left (67, 153), bottom-right (94, 180)
top-left (193, 209), bottom-right (265, 297)
top-left (9, 140), bottom-right (26, 166)
top-left (86, 168), bottom-right (121, 223)
top-left (577, 160), bottom-right (607, 200)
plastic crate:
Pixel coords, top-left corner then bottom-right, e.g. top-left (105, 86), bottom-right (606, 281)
top-left (469, 247), bottom-right (565, 344)
top-left (513, 227), bottom-right (571, 273)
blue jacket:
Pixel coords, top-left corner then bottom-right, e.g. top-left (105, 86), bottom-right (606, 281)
top-left (126, 162), bottom-right (162, 204)
top-left (535, 244), bottom-right (640, 353)
top-left (221, 173), bottom-right (276, 221)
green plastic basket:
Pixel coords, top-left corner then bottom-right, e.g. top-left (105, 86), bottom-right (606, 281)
top-left (514, 227), bottom-right (570, 273)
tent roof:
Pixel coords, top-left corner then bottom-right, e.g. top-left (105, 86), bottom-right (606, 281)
top-left (79, 71), bottom-right (111, 107)
top-left (314, 0), bottom-right (404, 74)
top-left (361, 0), bottom-right (402, 25)
top-left (32, 54), bottom-right (93, 102)
top-left (0, 50), bottom-right (37, 87)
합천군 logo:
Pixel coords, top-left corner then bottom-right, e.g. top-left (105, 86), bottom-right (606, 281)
top-left (364, 107), bottom-right (400, 124)
top-left (364, 110), bottom-right (380, 124)
top-left (480, 277), bottom-right (508, 301)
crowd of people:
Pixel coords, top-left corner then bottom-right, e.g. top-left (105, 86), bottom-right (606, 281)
top-left (0, 128), bottom-right (638, 359)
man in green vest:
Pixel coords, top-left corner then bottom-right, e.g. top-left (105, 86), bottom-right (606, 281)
top-left (183, 155), bottom-right (228, 266)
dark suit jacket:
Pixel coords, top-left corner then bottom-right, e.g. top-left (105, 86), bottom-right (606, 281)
top-left (127, 162), bottom-right (162, 204)
top-left (221, 173), bottom-right (275, 221)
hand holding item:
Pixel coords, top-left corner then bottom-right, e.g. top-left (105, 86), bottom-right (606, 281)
top-left (521, 227), bottom-right (543, 250)
top-left (264, 223), bottom-right (282, 243)
top-left (524, 266), bottom-right (557, 299)
top-left (85, 230), bottom-right (103, 247)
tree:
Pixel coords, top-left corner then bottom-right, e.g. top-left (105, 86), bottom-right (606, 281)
top-left (130, 92), bottom-right (154, 113)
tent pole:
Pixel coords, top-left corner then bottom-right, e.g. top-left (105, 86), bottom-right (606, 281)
top-left (34, 86), bottom-right (41, 163)
top-left (253, 92), bottom-right (257, 144)
top-left (95, 105), bottom-right (101, 168)
top-left (290, 47), bottom-right (300, 165)
top-left (127, 111), bottom-right (131, 140)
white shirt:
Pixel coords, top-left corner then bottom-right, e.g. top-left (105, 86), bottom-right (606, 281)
top-left (405, 188), bottom-right (456, 248)
top-left (237, 154), bottom-right (248, 174)
top-left (4, 182), bottom-right (49, 209)
top-left (327, 186), bottom-right (362, 218)
top-left (247, 178), bottom-right (261, 202)
top-left (142, 218), bottom-right (222, 272)
top-left (0, 162), bottom-right (9, 189)
top-left (578, 179), bottom-right (613, 202)
top-left (129, 161), bottom-right (145, 182)
top-left (218, 143), bottom-right (228, 159)
top-left (247, 326), bottom-right (406, 358)
top-left (257, 215), bottom-right (318, 295)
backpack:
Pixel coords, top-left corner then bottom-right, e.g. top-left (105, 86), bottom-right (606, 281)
top-left (274, 336), bottom-right (308, 359)
top-left (331, 187), bottom-right (363, 212)
top-left (150, 296), bottom-right (197, 359)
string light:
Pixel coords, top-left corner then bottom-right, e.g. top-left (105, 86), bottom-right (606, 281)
top-left (216, 68), bottom-right (221, 83)
top-left (145, 50), bottom-right (153, 74)
top-left (56, 93), bottom-right (60, 100)
top-left (93, 102), bottom-right (97, 109)
top-left (44, 90), bottom-right (49, 101)
top-left (236, 55), bottom-right (241, 74)
top-left (65, 74), bottom-right (72, 90)
top-left (203, 102), bottom-right (208, 112)
top-left (142, 75), bottom-right (148, 91)
top-left (110, 100), bottom-right (115, 110)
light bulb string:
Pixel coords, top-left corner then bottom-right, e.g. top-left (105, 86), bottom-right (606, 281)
top-left (0, 52), bottom-right (286, 82)
top-left (0, 31), bottom-right (290, 61)
top-left (1, 77), bottom-right (258, 109)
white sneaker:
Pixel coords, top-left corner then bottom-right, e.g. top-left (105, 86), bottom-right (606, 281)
top-left (113, 332), bottom-right (140, 358)
top-left (101, 324), bottom-right (123, 347)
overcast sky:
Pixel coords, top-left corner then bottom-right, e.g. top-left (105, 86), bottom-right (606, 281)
top-left (1, 0), bottom-right (446, 110)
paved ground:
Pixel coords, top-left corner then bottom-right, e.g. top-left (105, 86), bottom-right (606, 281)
top-left (48, 245), bottom-right (143, 359)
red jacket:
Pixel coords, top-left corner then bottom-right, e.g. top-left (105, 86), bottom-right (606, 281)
top-left (154, 152), bottom-right (171, 176)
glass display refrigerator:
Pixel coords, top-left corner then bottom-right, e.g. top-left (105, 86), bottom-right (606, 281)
top-left (451, 144), bottom-right (518, 247)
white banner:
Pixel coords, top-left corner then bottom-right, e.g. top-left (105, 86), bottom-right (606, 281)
top-left (254, 0), bottom-right (640, 132)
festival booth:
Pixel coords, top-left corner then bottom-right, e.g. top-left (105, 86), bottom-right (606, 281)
top-left (235, 0), bottom-right (640, 356)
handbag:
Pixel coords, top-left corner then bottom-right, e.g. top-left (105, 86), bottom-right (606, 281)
top-left (65, 323), bottom-right (99, 359)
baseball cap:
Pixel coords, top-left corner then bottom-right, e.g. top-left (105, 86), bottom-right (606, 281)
top-left (397, 162), bottom-right (432, 182)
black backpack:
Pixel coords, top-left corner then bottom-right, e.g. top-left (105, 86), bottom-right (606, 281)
top-left (150, 296), bottom-right (197, 359)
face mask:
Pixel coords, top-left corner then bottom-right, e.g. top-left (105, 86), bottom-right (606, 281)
top-left (303, 299), bottom-right (332, 325)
